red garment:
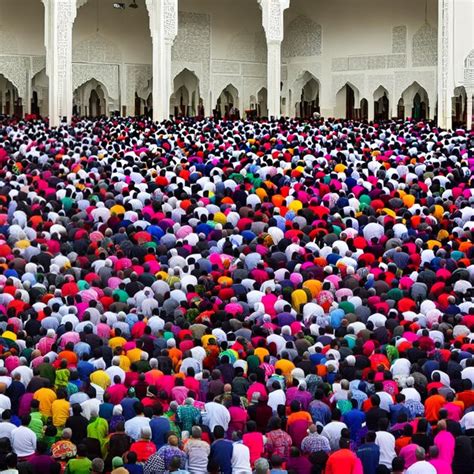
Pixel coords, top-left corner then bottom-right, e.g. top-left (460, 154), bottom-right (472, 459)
top-left (242, 432), bottom-right (264, 466)
top-left (326, 449), bottom-right (359, 474)
top-left (130, 440), bottom-right (157, 462)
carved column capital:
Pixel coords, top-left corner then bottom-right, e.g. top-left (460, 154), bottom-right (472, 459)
top-left (146, 0), bottom-right (178, 42)
top-left (258, 0), bottom-right (290, 43)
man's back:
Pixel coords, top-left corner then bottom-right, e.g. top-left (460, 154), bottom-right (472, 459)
top-left (210, 439), bottom-right (233, 474)
top-left (185, 438), bottom-right (210, 474)
top-left (406, 460), bottom-right (437, 474)
top-left (356, 442), bottom-right (380, 474)
top-left (326, 448), bottom-right (357, 474)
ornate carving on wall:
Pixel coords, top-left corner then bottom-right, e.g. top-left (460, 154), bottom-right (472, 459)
top-left (172, 13), bottom-right (210, 63)
top-left (392, 26), bottom-right (407, 54)
top-left (0, 56), bottom-right (28, 98)
top-left (412, 23), bottom-right (438, 67)
top-left (333, 54), bottom-right (406, 72)
top-left (227, 29), bottom-right (267, 63)
top-left (268, 0), bottom-right (284, 41)
top-left (72, 63), bottom-right (119, 99)
top-left (332, 74), bottom-right (366, 99)
top-left (241, 63), bottom-right (266, 77)
top-left (212, 61), bottom-right (241, 75)
top-left (387, 54), bottom-right (407, 69)
top-left (368, 56), bottom-right (387, 70)
top-left (56, 0), bottom-right (77, 116)
top-left (282, 15), bottom-right (322, 58)
top-left (212, 76), bottom-right (243, 102)
top-left (464, 50), bottom-right (474, 87)
top-left (172, 12), bottom-right (210, 97)
top-left (126, 64), bottom-right (152, 106)
top-left (0, 27), bottom-right (18, 55)
top-left (163, 0), bottom-right (178, 39)
top-left (288, 63), bottom-right (322, 92)
top-left (394, 70), bottom-right (436, 102)
top-left (348, 57), bottom-right (369, 71)
top-left (368, 75), bottom-right (394, 97)
top-left (73, 34), bottom-right (122, 64)
top-left (332, 58), bottom-right (349, 72)
top-left (244, 77), bottom-right (266, 98)
top-left (31, 57), bottom-right (47, 79)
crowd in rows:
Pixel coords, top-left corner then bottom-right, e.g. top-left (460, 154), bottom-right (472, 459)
top-left (0, 115), bottom-right (472, 474)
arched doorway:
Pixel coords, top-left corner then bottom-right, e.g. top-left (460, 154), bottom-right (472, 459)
top-left (335, 83), bottom-right (359, 120)
top-left (400, 82), bottom-right (429, 120)
top-left (89, 89), bottom-right (102, 117)
top-left (0, 74), bottom-right (21, 116)
top-left (360, 99), bottom-right (368, 120)
top-left (373, 86), bottom-right (390, 121)
top-left (215, 84), bottom-right (240, 120)
top-left (171, 69), bottom-right (200, 117)
top-left (257, 87), bottom-right (268, 118)
top-left (145, 93), bottom-right (152, 118)
top-left (31, 69), bottom-right (48, 117)
top-left (452, 86), bottom-right (467, 127)
top-left (294, 72), bottom-right (320, 118)
top-left (397, 98), bottom-right (405, 119)
top-left (135, 92), bottom-right (142, 116)
top-left (73, 79), bottom-right (109, 117)
top-left (246, 94), bottom-right (258, 120)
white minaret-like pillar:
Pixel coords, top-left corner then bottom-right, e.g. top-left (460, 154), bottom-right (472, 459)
top-left (146, 0), bottom-right (178, 123)
top-left (438, 0), bottom-right (454, 130)
top-left (43, 0), bottom-right (78, 127)
top-left (467, 91), bottom-right (473, 130)
top-left (258, 0), bottom-right (289, 119)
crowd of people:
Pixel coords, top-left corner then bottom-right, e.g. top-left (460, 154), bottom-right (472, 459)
top-left (0, 114), bottom-right (472, 474)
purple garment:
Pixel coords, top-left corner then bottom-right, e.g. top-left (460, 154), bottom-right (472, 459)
top-left (18, 393), bottom-right (34, 417)
top-left (286, 455), bottom-right (312, 474)
top-left (28, 454), bottom-right (58, 473)
top-left (286, 387), bottom-right (313, 411)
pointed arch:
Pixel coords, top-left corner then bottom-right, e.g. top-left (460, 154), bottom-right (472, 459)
top-left (335, 82), bottom-right (360, 119)
top-left (73, 78), bottom-right (110, 117)
top-left (373, 85), bottom-right (390, 121)
top-left (400, 81), bottom-right (429, 120)
top-left (215, 84), bottom-right (240, 119)
top-left (171, 68), bottom-right (201, 117)
top-left (291, 71), bottom-right (321, 118)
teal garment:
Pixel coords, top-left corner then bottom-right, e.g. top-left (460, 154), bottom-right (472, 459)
top-left (113, 288), bottom-right (129, 302)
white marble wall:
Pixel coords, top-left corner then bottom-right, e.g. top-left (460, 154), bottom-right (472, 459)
top-left (0, 0), bottom-right (472, 124)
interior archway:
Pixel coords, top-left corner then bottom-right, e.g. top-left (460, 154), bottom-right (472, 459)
top-left (31, 69), bottom-right (48, 117)
top-left (0, 74), bottom-right (21, 117)
top-left (73, 79), bottom-right (109, 117)
top-left (335, 83), bottom-right (359, 119)
top-left (360, 99), bottom-right (368, 120)
top-left (257, 87), bottom-right (268, 118)
top-left (373, 86), bottom-right (390, 121)
top-left (215, 84), bottom-right (240, 120)
top-left (400, 82), bottom-right (429, 120)
top-left (171, 69), bottom-right (201, 117)
top-left (397, 98), bottom-right (405, 119)
top-left (452, 86), bottom-right (467, 127)
top-left (294, 72), bottom-right (320, 118)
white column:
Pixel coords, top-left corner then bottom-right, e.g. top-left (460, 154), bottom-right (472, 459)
top-left (146, 0), bottom-right (178, 123)
top-left (258, 0), bottom-right (289, 119)
top-left (467, 91), bottom-right (473, 130)
top-left (438, 0), bottom-right (454, 130)
top-left (43, 0), bottom-right (77, 128)
top-left (368, 99), bottom-right (375, 122)
top-left (26, 70), bottom-right (32, 116)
